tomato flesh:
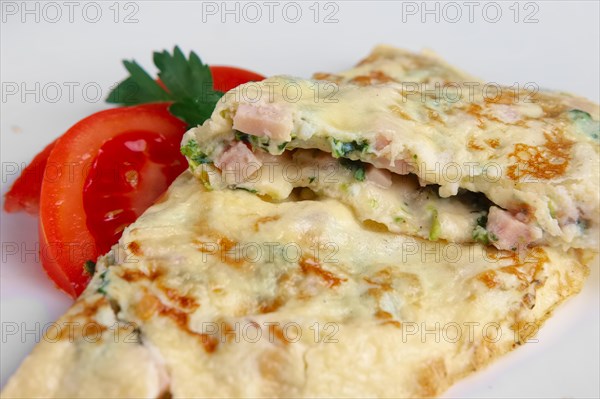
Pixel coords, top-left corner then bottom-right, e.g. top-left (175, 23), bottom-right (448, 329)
top-left (83, 131), bottom-right (187, 255)
top-left (4, 140), bottom-right (57, 214)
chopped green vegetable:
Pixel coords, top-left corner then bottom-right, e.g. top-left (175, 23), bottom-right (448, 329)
top-left (472, 226), bottom-right (491, 245)
top-left (97, 270), bottom-right (109, 295)
top-left (394, 216), bottom-right (405, 223)
top-left (83, 260), bottom-right (96, 276)
top-left (235, 130), bottom-right (284, 153)
top-left (476, 215), bottom-right (487, 227)
top-left (277, 142), bottom-right (289, 151)
top-left (308, 176), bottom-right (316, 184)
top-left (567, 109), bottom-right (599, 140)
top-left (472, 215), bottom-right (498, 245)
top-left (339, 158), bottom-right (366, 181)
top-left (235, 131), bottom-right (250, 142)
top-left (236, 187), bottom-right (258, 194)
top-left (429, 209), bottom-right (441, 241)
top-left (331, 138), bottom-right (369, 158)
top-left (568, 109), bottom-right (592, 121)
top-left (107, 46), bottom-right (223, 128)
top-left (181, 139), bottom-right (211, 167)
top-left (471, 215), bottom-right (498, 245)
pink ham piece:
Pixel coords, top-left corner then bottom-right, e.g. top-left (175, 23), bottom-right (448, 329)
top-left (214, 141), bottom-right (263, 184)
top-left (487, 206), bottom-right (542, 251)
top-left (365, 165), bottom-right (392, 188)
top-left (233, 103), bottom-right (293, 141)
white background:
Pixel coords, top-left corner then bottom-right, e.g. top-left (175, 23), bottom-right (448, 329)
top-left (1, 1), bottom-right (599, 397)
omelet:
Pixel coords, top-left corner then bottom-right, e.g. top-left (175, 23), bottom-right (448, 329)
top-left (184, 46), bottom-right (600, 251)
top-left (1, 172), bottom-right (593, 398)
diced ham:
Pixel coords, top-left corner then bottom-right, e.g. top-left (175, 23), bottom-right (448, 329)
top-left (374, 134), bottom-right (391, 151)
top-left (214, 141), bottom-right (263, 184)
top-left (232, 103), bottom-right (293, 141)
top-left (487, 206), bottom-right (542, 251)
top-left (365, 165), bottom-right (392, 189)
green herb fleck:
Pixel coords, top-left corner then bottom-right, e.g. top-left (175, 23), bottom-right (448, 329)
top-left (568, 109), bottom-right (592, 121)
top-left (235, 131), bottom-right (250, 142)
top-left (429, 209), bottom-right (441, 241)
top-left (235, 131), bottom-right (274, 152)
top-left (331, 138), bottom-right (369, 158)
top-left (567, 109), bottom-right (600, 140)
top-left (84, 260), bottom-right (96, 276)
top-left (97, 270), bottom-right (109, 295)
top-left (308, 176), bottom-right (316, 184)
top-left (181, 139), bottom-right (211, 166)
top-left (339, 158), bottom-right (366, 182)
top-left (107, 46), bottom-right (224, 128)
top-left (278, 142), bottom-right (289, 151)
top-left (236, 187), bottom-right (258, 194)
top-left (472, 215), bottom-right (498, 245)
top-left (476, 215), bottom-right (488, 227)
top-left (394, 216), bottom-right (405, 223)
top-left (472, 226), bottom-right (491, 245)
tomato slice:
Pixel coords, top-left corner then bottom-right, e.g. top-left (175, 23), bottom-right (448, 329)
top-left (209, 66), bottom-right (265, 92)
top-left (39, 104), bottom-right (187, 297)
top-left (4, 139), bottom-right (57, 214)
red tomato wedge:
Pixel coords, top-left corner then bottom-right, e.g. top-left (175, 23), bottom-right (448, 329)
top-left (39, 104), bottom-right (187, 297)
top-left (4, 140), bottom-right (57, 214)
top-left (209, 65), bottom-right (265, 92)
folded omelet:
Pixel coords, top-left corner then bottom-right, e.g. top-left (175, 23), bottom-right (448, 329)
top-left (3, 46), bottom-right (598, 398)
top-left (185, 45), bottom-right (600, 251)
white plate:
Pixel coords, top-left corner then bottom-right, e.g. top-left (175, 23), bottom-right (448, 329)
top-left (1, 1), bottom-right (599, 397)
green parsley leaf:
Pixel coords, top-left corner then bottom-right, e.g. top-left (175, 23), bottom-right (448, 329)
top-left (107, 46), bottom-right (223, 128)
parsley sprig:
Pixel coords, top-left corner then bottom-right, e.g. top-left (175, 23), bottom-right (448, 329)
top-left (106, 46), bottom-right (223, 127)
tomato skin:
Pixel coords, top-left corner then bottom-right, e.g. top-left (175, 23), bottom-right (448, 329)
top-left (209, 66), bottom-right (265, 92)
top-left (4, 139), bottom-right (57, 214)
top-left (39, 103), bottom-right (187, 297)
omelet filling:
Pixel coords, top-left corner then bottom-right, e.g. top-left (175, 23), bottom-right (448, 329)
top-left (182, 75), bottom-right (599, 251)
top-left (184, 137), bottom-right (531, 248)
